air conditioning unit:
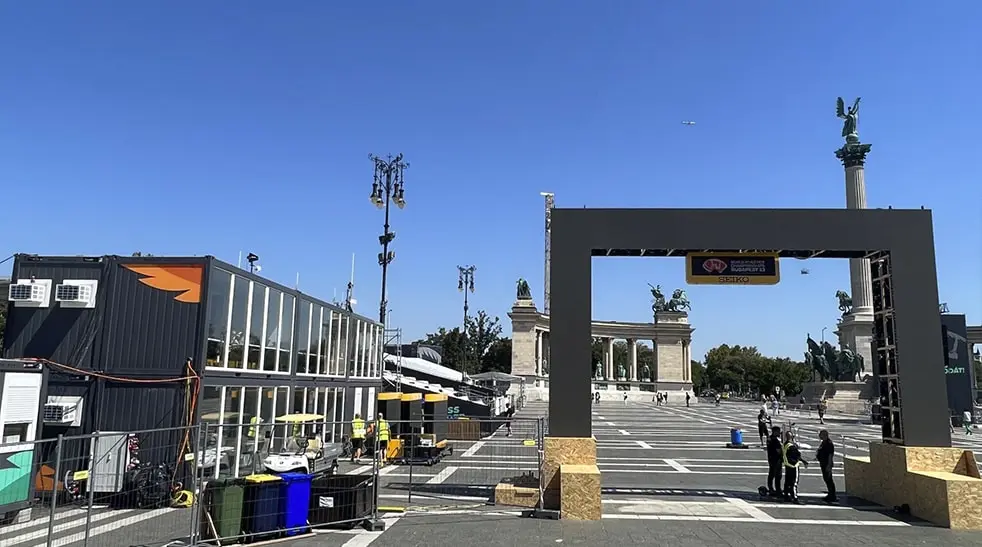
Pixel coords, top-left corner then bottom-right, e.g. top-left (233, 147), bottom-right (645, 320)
top-left (43, 396), bottom-right (84, 426)
top-left (54, 279), bottom-right (99, 309)
top-left (8, 278), bottom-right (52, 308)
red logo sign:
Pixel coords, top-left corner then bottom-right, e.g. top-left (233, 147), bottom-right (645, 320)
top-left (702, 258), bottom-right (728, 274)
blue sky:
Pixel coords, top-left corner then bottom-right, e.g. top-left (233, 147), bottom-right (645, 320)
top-left (2, 2), bottom-right (980, 362)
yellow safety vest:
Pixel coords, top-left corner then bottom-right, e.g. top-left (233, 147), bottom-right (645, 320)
top-left (352, 418), bottom-right (366, 439)
top-left (782, 442), bottom-right (800, 468)
top-left (378, 420), bottom-right (390, 442)
top-left (248, 416), bottom-right (259, 438)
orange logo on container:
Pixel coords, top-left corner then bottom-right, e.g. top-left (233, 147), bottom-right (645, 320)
top-left (122, 264), bottom-right (203, 303)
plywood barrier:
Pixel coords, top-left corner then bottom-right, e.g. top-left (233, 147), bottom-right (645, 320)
top-left (844, 442), bottom-right (982, 529)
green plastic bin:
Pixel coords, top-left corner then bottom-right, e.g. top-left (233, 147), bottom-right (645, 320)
top-left (203, 478), bottom-right (246, 542)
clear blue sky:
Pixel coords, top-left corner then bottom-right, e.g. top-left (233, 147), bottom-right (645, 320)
top-left (2, 2), bottom-right (980, 362)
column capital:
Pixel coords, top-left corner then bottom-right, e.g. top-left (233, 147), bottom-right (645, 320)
top-left (835, 142), bottom-right (872, 168)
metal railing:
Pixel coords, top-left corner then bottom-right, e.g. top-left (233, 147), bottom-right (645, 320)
top-left (0, 415), bottom-right (546, 546)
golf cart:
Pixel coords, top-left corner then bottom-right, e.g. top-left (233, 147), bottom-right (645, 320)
top-left (196, 412), bottom-right (266, 476)
top-left (262, 414), bottom-right (342, 475)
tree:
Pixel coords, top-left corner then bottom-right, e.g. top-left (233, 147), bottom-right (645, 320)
top-left (703, 343), bottom-right (810, 396)
top-left (481, 338), bottom-right (512, 373)
top-left (691, 360), bottom-right (707, 392)
top-left (415, 310), bottom-right (504, 375)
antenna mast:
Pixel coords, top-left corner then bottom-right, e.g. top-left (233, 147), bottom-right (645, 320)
top-left (541, 192), bottom-right (555, 315)
top-left (345, 253), bottom-right (356, 312)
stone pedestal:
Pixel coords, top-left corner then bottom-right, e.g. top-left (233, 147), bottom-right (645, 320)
top-left (845, 442), bottom-right (982, 529)
top-left (653, 311), bottom-right (692, 386)
top-left (509, 299), bottom-right (540, 386)
top-left (836, 313), bottom-right (874, 378)
top-left (797, 380), bottom-right (874, 414)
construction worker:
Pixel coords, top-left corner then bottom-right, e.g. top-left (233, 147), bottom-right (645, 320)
top-left (782, 430), bottom-right (809, 503)
top-left (350, 413), bottom-right (366, 463)
top-left (377, 413), bottom-right (391, 463)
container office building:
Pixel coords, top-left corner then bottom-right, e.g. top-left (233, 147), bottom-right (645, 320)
top-left (2, 254), bottom-right (384, 478)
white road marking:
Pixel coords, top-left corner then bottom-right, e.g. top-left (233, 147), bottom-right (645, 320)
top-left (605, 422), bottom-right (616, 426)
top-left (5, 508), bottom-right (151, 547)
top-left (603, 514), bottom-right (908, 526)
top-left (663, 459), bottom-right (692, 473)
top-left (724, 497), bottom-right (776, 521)
top-left (618, 429), bottom-right (631, 436)
top-left (340, 516), bottom-right (401, 547)
top-left (425, 466), bottom-right (459, 484)
top-left (635, 440), bottom-right (653, 449)
top-left (46, 509), bottom-right (172, 547)
top-left (1, 508), bottom-right (88, 533)
top-left (460, 441), bottom-right (485, 458)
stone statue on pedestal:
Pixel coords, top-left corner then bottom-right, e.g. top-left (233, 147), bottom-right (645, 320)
top-left (805, 336), bottom-right (831, 381)
top-left (640, 363), bottom-right (652, 382)
top-left (836, 290), bottom-right (853, 316)
top-left (516, 278), bottom-right (532, 301)
top-left (593, 362), bottom-right (603, 380)
top-left (616, 363), bottom-right (626, 380)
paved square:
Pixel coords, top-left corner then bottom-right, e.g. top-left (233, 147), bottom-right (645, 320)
top-left (6, 400), bottom-right (982, 546)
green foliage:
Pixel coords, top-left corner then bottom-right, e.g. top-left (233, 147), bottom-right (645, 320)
top-left (691, 360), bottom-right (707, 391)
top-left (704, 343), bottom-right (811, 396)
top-left (414, 310), bottom-right (508, 374)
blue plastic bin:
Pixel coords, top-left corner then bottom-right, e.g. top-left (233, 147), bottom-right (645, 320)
top-left (280, 473), bottom-right (314, 536)
top-left (730, 428), bottom-right (743, 446)
top-left (242, 474), bottom-right (285, 543)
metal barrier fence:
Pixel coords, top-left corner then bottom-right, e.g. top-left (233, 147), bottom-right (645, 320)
top-left (1, 415), bottom-right (546, 546)
top-left (1, 424), bottom-right (201, 547)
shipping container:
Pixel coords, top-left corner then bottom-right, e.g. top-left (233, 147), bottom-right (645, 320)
top-left (3, 254), bottom-right (385, 481)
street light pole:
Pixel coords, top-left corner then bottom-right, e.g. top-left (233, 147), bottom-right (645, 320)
top-left (821, 326), bottom-right (828, 343)
top-left (369, 154), bottom-right (408, 325)
top-left (458, 265), bottom-right (476, 370)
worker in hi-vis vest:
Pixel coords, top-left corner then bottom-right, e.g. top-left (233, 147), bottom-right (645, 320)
top-left (781, 430), bottom-right (809, 503)
top-left (377, 413), bottom-right (391, 463)
top-left (247, 416), bottom-right (260, 438)
top-left (350, 414), bottom-right (366, 462)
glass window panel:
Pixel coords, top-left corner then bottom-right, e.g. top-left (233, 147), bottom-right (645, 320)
top-left (200, 387), bottom-right (222, 477)
top-left (361, 322), bottom-right (370, 377)
top-left (311, 307), bottom-right (323, 375)
top-left (260, 387), bottom-right (276, 452)
top-left (247, 283), bottom-right (265, 370)
top-left (242, 387), bottom-right (261, 471)
top-left (326, 387), bottom-right (345, 443)
top-left (272, 387), bottom-right (289, 451)
top-left (337, 314), bottom-right (349, 377)
top-left (296, 301), bottom-right (311, 374)
top-left (228, 277), bottom-right (249, 369)
top-left (347, 320), bottom-right (358, 376)
top-left (221, 387), bottom-right (243, 477)
top-left (263, 289), bottom-right (282, 372)
top-left (293, 386), bottom-right (305, 413)
top-left (306, 388), bottom-right (320, 415)
top-left (206, 270), bottom-right (232, 367)
top-left (279, 295), bottom-right (295, 373)
top-left (320, 311), bottom-right (332, 375)
top-left (370, 326), bottom-right (379, 377)
top-left (329, 311), bottom-right (342, 376)
top-left (276, 293), bottom-right (296, 372)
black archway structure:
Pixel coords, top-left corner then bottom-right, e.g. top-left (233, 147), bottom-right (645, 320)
top-left (548, 208), bottom-right (949, 448)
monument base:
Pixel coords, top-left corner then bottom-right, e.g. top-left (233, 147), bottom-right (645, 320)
top-left (836, 312), bottom-right (874, 378)
top-left (797, 380), bottom-right (874, 414)
top-left (844, 442), bottom-right (982, 529)
top-left (541, 437), bottom-right (601, 520)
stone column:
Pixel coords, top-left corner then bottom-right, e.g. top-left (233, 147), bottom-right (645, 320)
top-left (651, 339), bottom-right (659, 384)
top-left (536, 330), bottom-right (543, 377)
top-left (628, 338), bottom-right (638, 381)
top-left (836, 140), bottom-right (875, 376)
top-left (604, 337), bottom-right (614, 380)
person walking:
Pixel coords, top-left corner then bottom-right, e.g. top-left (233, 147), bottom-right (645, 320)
top-left (623, 392), bottom-right (629, 406)
top-left (963, 410), bottom-right (975, 435)
top-left (766, 426), bottom-right (784, 497)
top-left (782, 430), bottom-right (808, 503)
top-left (350, 413), bottom-right (366, 463)
top-left (757, 409), bottom-right (771, 448)
top-left (501, 402), bottom-right (516, 437)
top-left (818, 398), bottom-right (828, 425)
top-left (377, 413), bottom-right (391, 464)
top-left (816, 429), bottom-right (837, 502)
top-left (685, 392), bottom-right (691, 407)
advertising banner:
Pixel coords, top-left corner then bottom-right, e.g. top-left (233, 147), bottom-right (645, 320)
top-left (941, 314), bottom-right (975, 415)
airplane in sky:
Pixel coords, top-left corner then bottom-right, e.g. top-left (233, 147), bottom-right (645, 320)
top-left (681, 121), bottom-right (696, 126)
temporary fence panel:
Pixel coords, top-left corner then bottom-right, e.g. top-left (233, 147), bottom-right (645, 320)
top-left (375, 417), bottom-right (544, 518)
top-left (0, 424), bottom-right (201, 547)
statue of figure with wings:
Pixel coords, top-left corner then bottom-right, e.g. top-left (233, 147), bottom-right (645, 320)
top-left (836, 97), bottom-right (862, 142)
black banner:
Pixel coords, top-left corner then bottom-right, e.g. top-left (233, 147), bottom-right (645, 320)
top-left (941, 314), bottom-right (975, 415)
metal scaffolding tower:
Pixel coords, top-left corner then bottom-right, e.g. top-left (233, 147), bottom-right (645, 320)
top-left (541, 192), bottom-right (555, 315)
top-left (384, 327), bottom-right (404, 391)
